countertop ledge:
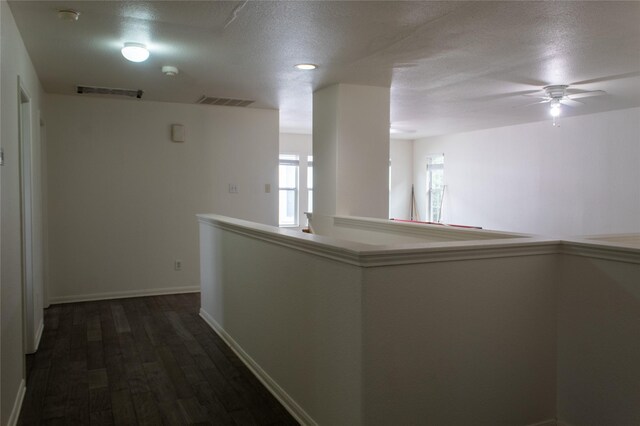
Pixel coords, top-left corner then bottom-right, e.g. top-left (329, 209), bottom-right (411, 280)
top-left (197, 214), bottom-right (638, 266)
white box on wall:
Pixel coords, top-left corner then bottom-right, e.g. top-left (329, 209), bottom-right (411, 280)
top-left (171, 124), bottom-right (185, 142)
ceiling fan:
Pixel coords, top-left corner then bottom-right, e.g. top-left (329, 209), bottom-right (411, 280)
top-left (524, 84), bottom-right (606, 125)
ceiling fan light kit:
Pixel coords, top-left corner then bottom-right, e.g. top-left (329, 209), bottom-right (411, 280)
top-left (521, 84), bottom-right (606, 127)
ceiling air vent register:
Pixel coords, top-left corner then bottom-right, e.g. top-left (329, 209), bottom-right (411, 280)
top-left (196, 96), bottom-right (254, 107)
top-left (77, 85), bottom-right (143, 99)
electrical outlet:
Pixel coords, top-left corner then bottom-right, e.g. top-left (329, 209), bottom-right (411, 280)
top-left (228, 183), bottom-right (238, 194)
top-left (174, 260), bottom-right (183, 271)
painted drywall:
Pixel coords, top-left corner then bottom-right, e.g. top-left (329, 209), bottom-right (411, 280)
top-left (280, 134), bottom-right (412, 225)
top-left (45, 95), bottom-right (278, 303)
top-left (199, 219), bottom-right (363, 425)
top-left (362, 255), bottom-right (558, 425)
top-left (1, 1), bottom-right (46, 423)
top-left (557, 254), bottom-right (640, 426)
top-left (389, 138), bottom-right (413, 220)
top-left (280, 133), bottom-right (312, 157)
top-left (279, 133), bottom-right (312, 228)
top-left (313, 84), bottom-right (390, 219)
top-left (413, 108), bottom-right (640, 236)
top-left (199, 214), bottom-right (561, 425)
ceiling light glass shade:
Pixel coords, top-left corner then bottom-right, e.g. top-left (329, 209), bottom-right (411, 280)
top-left (294, 63), bottom-right (317, 70)
top-left (57, 9), bottom-right (80, 21)
top-left (121, 42), bottom-right (149, 62)
top-left (550, 103), bottom-right (561, 117)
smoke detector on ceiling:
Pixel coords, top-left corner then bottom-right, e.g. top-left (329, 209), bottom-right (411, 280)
top-left (162, 66), bottom-right (179, 76)
top-left (57, 9), bottom-right (80, 21)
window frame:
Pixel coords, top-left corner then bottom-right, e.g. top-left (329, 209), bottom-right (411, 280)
top-left (279, 154), bottom-right (300, 227)
top-left (426, 154), bottom-right (445, 223)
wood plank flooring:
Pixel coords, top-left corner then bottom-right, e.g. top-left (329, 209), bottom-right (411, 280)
top-left (19, 293), bottom-right (299, 425)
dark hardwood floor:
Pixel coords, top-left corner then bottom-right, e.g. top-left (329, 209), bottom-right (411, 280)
top-left (18, 293), bottom-right (299, 425)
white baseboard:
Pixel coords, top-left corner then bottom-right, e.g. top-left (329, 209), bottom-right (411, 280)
top-left (49, 285), bottom-right (200, 304)
top-left (34, 318), bottom-right (44, 351)
top-left (199, 308), bottom-right (316, 426)
top-left (7, 379), bottom-right (26, 426)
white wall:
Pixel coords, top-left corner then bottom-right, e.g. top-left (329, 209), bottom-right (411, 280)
top-left (362, 255), bottom-right (558, 425)
top-left (199, 214), bottom-right (562, 426)
top-left (45, 95), bottom-right (278, 303)
top-left (1, 1), bottom-right (46, 423)
top-left (199, 218), bottom-right (364, 426)
top-left (557, 254), bottom-right (640, 426)
top-left (313, 84), bottom-right (390, 219)
top-left (279, 133), bottom-right (312, 228)
top-left (413, 108), bottom-right (640, 236)
top-left (280, 134), bottom-right (414, 225)
top-left (389, 138), bottom-right (413, 220)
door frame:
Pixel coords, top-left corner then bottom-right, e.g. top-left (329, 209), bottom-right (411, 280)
top-left (18, 76), bottom-right (36, 354)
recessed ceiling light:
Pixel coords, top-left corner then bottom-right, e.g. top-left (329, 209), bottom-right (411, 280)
top-left (121, 42), bottom-right (149, 63)
top-left (295, 63), bottom-right (317, 70)
top-left (57, 9), bottom-right (80, 21)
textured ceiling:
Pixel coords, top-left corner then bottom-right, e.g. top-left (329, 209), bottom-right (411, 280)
top-left (8, 1), bottom-right (640, 138)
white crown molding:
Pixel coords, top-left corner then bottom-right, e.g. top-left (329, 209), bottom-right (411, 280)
top-left (198, 215), bottom-right (640, 267)
top-left (198, 215), bottom-right (559, 267)
top-left (561, 240), bottom-right (640, 264)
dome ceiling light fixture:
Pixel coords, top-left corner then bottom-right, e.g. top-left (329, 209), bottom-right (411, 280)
top-left (121, 42), bottom-right (150, 63)
top-left (294, 63), bottom-right (318, 70)
top-left (57, 9), bottom-right (80, 21)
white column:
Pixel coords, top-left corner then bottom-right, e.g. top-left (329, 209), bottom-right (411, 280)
top-left (313, 84), bottom-right (390, 219)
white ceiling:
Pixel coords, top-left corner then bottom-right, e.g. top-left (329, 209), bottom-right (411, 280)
top-left (8, 1), bottom-right (640, 139)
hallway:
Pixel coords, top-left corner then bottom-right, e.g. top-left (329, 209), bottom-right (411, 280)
top-left (18, 293), bottom-right (297, 425)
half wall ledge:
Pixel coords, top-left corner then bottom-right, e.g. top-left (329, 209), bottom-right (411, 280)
top-left (197, 213), bottom-right (640, 426)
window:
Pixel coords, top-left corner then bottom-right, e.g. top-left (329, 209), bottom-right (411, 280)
top-left (426, 155), bottom-right (445, 222)
top-left (307, 156), bottom-right (313, 213)
top-left (279, 154), bottom-right (299, 226)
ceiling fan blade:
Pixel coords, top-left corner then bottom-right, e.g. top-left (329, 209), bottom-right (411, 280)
top-left (469, 90), bottom-right (542, 102)
top-left (522, 93), bottom-right (548, 99)
top-left (572, 71), bottom-right (640, 86)
top-left (568, 90), bottom-right (606, 100)
top-left (517, 99), bottom-right (551, 108)
top-left (502, 77), bottom-right (550, 87)
top-left (560, 99), bottom-right (583, 108)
